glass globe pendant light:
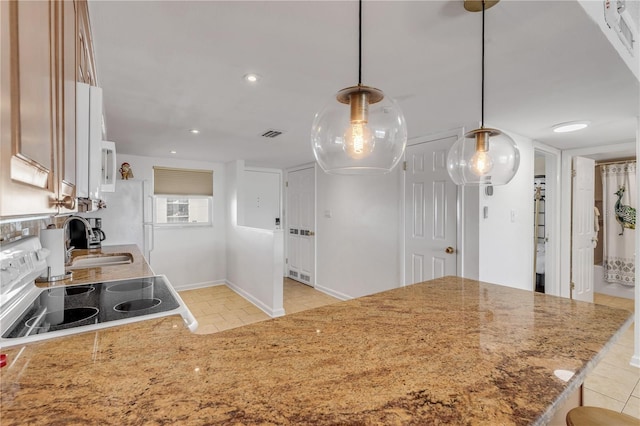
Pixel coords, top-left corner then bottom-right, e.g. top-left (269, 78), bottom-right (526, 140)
top-left (311, 0), bottom-right (407, 174)
top-left (446, 0), bottom-right (520, 186)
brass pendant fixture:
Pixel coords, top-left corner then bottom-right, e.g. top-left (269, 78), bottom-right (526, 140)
top-left (463, 0), bottom-right (499, 12)
top-left (310, 0), bottom-right (407, 174)
top-left (447, 0), bottom-right (520, 186)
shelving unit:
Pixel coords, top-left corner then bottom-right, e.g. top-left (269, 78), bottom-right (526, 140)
top-left (534, 176), bottom-right (546, 243)
top-left (534, 175), bottom-right (546, 293)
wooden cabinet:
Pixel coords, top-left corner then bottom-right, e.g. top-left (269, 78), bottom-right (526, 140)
top-left (57, 0), bottom-right (78, 214)
top-left (0, 0), bottom-right (82, 217)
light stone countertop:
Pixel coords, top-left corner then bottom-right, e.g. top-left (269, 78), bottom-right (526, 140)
top-left (35, 244), bottom-right (155, 287)
top-left (0, 275), bottom-right (633, 425)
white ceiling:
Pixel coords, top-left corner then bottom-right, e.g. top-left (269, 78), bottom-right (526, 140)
top-left (88, 0), bottom-right (639, 169)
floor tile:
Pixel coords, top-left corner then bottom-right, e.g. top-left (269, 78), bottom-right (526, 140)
top-left (582, 388), bottom-right (625, 412)
top-left (179, 278), bottom-right (339, 336)
top-left (584, 371), bottom-right (637, 402)
top-left (623, 396), bottom-right (640, 418)
top-left (588, 293), bottom-right (639, 419)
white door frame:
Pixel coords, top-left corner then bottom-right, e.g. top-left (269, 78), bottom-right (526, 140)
top-left (401, 128), bottom-right (464, 286)
top-left (559, 141), bottom-right (636, 299)
top-left (284, 162), bottom-right (316, 282)
top-left (533, 142), bottom-right (561, 296)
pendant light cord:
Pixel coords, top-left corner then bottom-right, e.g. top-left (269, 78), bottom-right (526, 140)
top-left (481, 0), bottom-right (485, 128)
top-left (358, 0), bottom-right (362, 86)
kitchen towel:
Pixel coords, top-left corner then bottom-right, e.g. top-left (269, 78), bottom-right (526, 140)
top-left (39, 228), bottom-right (65, 278)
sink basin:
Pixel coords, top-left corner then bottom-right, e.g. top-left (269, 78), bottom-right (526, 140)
top-left (68, 253), bottom-right (133, 269)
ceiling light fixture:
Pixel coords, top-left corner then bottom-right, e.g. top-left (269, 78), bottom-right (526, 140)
top-left (244, 73), bottom-right (260, 83)
top-left (552, 121), bottom-right (590, 133)
top-left (189, 129), bottom-right (200, 134)
top-left (446, 0), bottom-right (520, 186)
top-left (310, 0), bottom-right (407, 174)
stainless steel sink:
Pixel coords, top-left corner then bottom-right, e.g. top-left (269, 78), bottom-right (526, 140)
top-left (67, 253), bottom-right (133, 269)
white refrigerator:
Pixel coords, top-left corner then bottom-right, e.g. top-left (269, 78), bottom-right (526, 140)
top-left (84, 179), bottom-right (153, 261)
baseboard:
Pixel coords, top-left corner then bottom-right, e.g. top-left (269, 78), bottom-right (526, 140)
top-left (174, 279), bottom-right (226, 292)
top-left (226, 280), bottom-right (285, 318)
top-left (313, 284), bottom-right (352, 301)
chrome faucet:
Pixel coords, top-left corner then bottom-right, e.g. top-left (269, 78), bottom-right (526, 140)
top-left (62, 216), bottom-right (95, 264)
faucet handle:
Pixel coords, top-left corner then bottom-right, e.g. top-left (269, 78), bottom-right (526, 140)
top-left (65, 246), bottom-right (75, 265)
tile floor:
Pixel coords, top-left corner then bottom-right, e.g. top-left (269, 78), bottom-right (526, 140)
top-left (179, 278), bottom-right (339, 334)
top-left (584, 293), bottom-right (639, 419)
top-left (180, 283), bottom-right (639, 420)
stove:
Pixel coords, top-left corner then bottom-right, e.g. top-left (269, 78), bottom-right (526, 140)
top-left (0, 236), bottom-right (197, 349)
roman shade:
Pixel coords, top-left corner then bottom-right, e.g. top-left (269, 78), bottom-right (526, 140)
top-left (153, 166), bottom-right (213, 196)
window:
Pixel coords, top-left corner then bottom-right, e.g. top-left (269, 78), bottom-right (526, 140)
top-left (154, 197), bottom-right (211, 225)
top-left (153, 166), bottom-right (213, 226)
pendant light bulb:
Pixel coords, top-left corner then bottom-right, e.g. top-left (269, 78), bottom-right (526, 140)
top-left (469, 131), bottom-right (493, 176)
top-left (470, 151), bottom-right (493, 176)
top-left (344, 122), bottom-right (373, 159)
top-left (344, 91), bottom-right (374, 159)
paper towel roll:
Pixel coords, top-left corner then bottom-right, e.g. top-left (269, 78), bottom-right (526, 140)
top-left (40, 228), bottom-right (65, 278)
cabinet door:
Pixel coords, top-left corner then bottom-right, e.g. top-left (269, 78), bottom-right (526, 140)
top-left (57, 0), bottom-right (77, 213)
top-left (76, 0), bottom-right (96, 86)
top-left (0, 0), bottom-right (59, 217)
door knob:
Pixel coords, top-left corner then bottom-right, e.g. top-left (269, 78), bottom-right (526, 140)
top-left (445, 246), bottom-right (455, 254)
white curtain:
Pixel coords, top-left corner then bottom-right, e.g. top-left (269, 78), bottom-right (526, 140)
top-left (601, 162), bottom-right (636, 286)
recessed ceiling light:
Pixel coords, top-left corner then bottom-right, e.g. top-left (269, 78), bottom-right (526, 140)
top-left (170, 150), bottom-right (177, 154)
top-left (552, 121), bottom-right (590, 133)
top-left (243, 73), bottom-right (261, 83)
top-left (189, 129), bottom-right (200, 134)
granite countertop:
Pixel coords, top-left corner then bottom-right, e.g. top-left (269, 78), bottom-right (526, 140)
top-left (0, 276), bottom-right (632, 425)
top-left (35, 244), bottom-right (155, 287)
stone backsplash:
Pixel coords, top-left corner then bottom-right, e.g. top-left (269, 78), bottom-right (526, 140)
top-left (0, 217), bottom-right (55, 243)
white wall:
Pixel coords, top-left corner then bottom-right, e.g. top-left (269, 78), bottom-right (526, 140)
top-left (315, 168), bottom-right (402, 299)
top-left (226, 160), bottom-right (284, 316)
top-left (242, 168), bottom-right (281, 230)
top-left (478, 131), bottom-right (535, 290)
top-left (117, 154), bottom-right (227, 289)
top-left (461, 185), bottom-right (480, 280)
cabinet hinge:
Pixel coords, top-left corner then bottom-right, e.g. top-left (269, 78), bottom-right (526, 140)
top-left (403, 161), bottom-right (407, 171)
top-left (286, 258), bottom-right (288, 264)
top-left (571, 169), bottom-right (576, 178)
top-left (285, 181), bottom-right (288, 187)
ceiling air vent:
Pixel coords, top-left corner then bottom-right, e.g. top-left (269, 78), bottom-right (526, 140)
top-left (260, 129), bottom-right (284, 138)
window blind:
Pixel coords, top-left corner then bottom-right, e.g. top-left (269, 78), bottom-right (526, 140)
top-left (153, 166), bottom-right (213, 196)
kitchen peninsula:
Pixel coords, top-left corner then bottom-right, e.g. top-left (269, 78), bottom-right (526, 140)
top-left (0, 276), bottom-right (632, 425)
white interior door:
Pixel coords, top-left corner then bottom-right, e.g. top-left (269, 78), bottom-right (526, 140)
top-left (405, 137), bottom-right (457, 284)
top-left (571, 156), bottom-right (595, 302)
top-left (286, 167), bottom-right (315, 286)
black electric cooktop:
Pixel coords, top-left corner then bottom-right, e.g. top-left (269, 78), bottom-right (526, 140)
top-left (2, 277), bottom-right (180, 339)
